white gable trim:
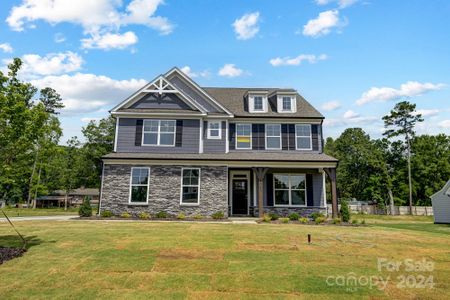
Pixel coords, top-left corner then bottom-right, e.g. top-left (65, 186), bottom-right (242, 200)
top-left (110, 75), bottom-right (206, 113)
top-left (165, 67), bottom-right (234, 116)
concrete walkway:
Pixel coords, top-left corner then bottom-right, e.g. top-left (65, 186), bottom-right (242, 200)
top-left (0, 215), bottom-right (77, 222)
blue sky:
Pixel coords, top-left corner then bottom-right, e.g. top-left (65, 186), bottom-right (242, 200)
top-left (0, 0), bottom-right (449, 143)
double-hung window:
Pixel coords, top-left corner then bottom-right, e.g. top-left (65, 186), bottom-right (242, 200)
top-left (274, 174), bottom-right (306, 206)
top-left (207, 121), bottom-right (222, 139)
top-left (181, 168), bottom-right (200, 205)
top-left (282, 97), bottom-right (292, 111)
top-left (130, 167), bottom-right (150, 204)
top-left (295, 124), bottom-right (312, 150)
top-left (253, 96), bottom-right (263, 111)
top-left (236, 124), bottom-right (252, 149)
top-left (143, 120), bottom-right (176, 146)
top-left (265, 124), bottom-right (281, 150)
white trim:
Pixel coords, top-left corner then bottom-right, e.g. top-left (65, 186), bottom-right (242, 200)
top-left (295, 124), bottom-right (313, 151)
top-left (265, 124), bottom-right (282, 150)
top-left (225, 120), bottom-right (229, 153)
top-left (199, 119), bottom-right (204, 153)
top-left (142, 119), bottom-right (176, 147)
top-left (273, 173), bottom-right (307, 207)
top-left (111, 112), bottom-right (207, 119)
top-left (277, 95), bottom-right (297, 113)
top-left (113, 117), bottom-right (119, 152)
top-left (103, 159), bottom-right (337, 169)
top-left (180, 167), bottom-right (201, 206)
top-left (165, 67), bottom-right (234, 116)
top-left (128, 167), bottom-right (150, 204)
top-left (206, 120), bottom-right (222, 139)
top-left (229, 170), bottom-right (250, 215)
top-left (235, 123), bottom-right (252, 150)
top-left (111, 75), bottom-right (206, 113)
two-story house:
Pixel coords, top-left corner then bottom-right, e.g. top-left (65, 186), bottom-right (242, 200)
top-left (100, 67), bottom-right (339, 218)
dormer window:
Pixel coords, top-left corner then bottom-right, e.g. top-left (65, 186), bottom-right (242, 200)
top-left (248, 92), bottom-right (268, 113)
top-left (254, 96), bottom-right (264, 111)
top-left (276, 94), bottom-right (297, 113)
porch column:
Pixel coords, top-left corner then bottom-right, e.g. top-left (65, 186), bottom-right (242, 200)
top-left (252, 167), bottom-right (268, 217)
top-left (324, 168), bottom-right (338, 219)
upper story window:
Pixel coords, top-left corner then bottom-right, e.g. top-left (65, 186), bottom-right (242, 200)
top-left (248, 92), bottom-right (268, 113)
top-left (265, 124), bottom-right (281, 150)
top-left (295, 124), bottom-right (312, 150)
top-left (254, 96), bottom-right (263, 111)
top-left (277, 94), bottom-right (296, 113)
top-left (143, 120), bottom-right (176, 146)
top-left (236, 124), bottom-right (252, 149)
top-left (207, 121), bottom-right (222, 139)
top-left (129, 167), bottom-right (150, 204)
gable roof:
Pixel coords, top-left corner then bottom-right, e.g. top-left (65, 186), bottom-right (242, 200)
top-left (203, 87), bottom-right (324, 118)
top-left (431, 180), bottom-right (450, 199)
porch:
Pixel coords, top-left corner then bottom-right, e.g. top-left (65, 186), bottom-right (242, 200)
top-left (228, 167), bottom-right (338, 218)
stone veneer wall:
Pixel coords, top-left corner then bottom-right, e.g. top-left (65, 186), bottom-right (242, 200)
top-left (100, 164), bottom-right (228, 217)
top-left (252, 206), bottom-right (327, 217)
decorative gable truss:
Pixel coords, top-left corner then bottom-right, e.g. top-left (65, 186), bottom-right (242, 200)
top-left (110, 75), bottom-right (208, 115)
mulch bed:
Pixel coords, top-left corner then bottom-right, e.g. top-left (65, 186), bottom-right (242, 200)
top-left (0, 247), bottom-right (26, 265)
top-left (77, 216), bottom-right (231, 222)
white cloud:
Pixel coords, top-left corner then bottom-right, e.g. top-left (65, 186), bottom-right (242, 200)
top-left (54, 33), bottom-right (66, 43)
top-left (321, 100), bottom-right (341, 111)
top-left (2, 51), bottom-right (84, 78)
top-left (302, 10), bottom-right (344, 37)
top-left (414, 109), bottom-right (440, 117)
top-left (324, 110), bottom-right (377, 127)
top-left (356, 81), bottom-right (446, 105)
top-left (232, 12), bottom-right (260, 40)
top-left (269, 54), bottom-right (327, 66)
top-left (81, 31), bottom-right (138, 50)
top-left (0, 43), bottom-right (13, 53)
top-left (180, 66), bottom-right (210, 78)
top-left (6, 0), bottom-right (173, 49)
top-left (439, 120), bottom-right (450, 128)
top-left (30, 73), bottom-right (147, 113)
top-left (315, 0), bottom-right (358, 8)
top-left (218, 64), bottom-right (244, 78)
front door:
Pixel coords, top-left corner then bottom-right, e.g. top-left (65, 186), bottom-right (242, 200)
top-left (232, 179), bottom-right (248, 215)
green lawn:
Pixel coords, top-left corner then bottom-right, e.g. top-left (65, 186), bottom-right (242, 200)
top-left (1, 207), bottom-right (85, 217)
top-left (0, 217), bottom-right (449, 299)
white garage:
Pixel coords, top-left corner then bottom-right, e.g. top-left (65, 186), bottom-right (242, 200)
top-left (431, 180), bottom-right (450, 224)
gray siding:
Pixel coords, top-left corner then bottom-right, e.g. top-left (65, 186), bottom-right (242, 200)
top-left (432, 181), bottom-right (450, 224)
top-left (116, 118), bottom-right (200, 153)
top-left (168, 75), bottom-right (220, 112)
top-left (203, 121), bottom-right (226, 153)
top-left (130, 93), bottom-right (191, 110)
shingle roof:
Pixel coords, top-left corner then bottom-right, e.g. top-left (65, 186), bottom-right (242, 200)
top-left (203, 87), bottom-right (324, 118)
top-left (103, 152), bottom-right (338, 163)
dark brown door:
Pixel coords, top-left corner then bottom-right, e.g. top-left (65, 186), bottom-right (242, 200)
top-left (232, 179), bottom-right (248, 215)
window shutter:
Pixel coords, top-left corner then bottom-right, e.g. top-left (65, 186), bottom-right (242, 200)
top-left (312, 124), bottom-right (319, 151)
top-left (229, 123), bottom-right (235, 150)
top-left (203, 121), bottom-right (208, 138)
top-left (135, 119), bottom-right (143, 146)
top-left (306, 174), bottom-right (314, 206)
top-left (266, 173), bottom-right (274, 206)
top-left (288, 124), bottom-right (296, 150)
top-left (281, 124), bottom-right (288, 150)
top-left (175, 120), bottom-right (183, 147)
top-left (252, 124), bottom-right (265, 150)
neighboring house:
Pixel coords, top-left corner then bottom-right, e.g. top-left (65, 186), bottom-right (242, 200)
top-left (37, 188), bottom-right (99, 208)
top-left (431, 180), bottom-right (450, 224)
top-left (100, 67), bottom-right (338, 218)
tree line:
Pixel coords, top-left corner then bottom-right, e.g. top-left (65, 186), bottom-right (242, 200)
top-left (1, 58), bottom-right (449, 209)
top-left (324, 103), bottom-right (450, 208)
top-left (0, 59), bottom-right (115, 208)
